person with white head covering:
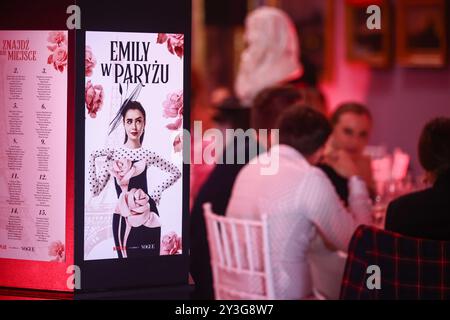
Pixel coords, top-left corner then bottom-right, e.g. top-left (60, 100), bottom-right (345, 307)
top-left (235, 6), bottom-right (304, 106)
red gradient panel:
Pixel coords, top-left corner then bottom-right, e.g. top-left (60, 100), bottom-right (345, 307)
top-left (0, 31), bottom-right (75, 293)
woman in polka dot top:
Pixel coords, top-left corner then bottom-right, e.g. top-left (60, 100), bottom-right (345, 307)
top-left (89, 101), bottom-right (181, 258)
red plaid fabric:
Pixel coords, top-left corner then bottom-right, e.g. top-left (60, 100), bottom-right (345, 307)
top-left (340, 225), bottom-right (450, 300)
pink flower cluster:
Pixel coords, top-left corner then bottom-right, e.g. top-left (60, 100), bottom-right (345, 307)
top-left (47, 31), bottom-right (68, 73)
top-left (84, 45), bottom-right (103, 118)
top-left (162, 90), bottom-right (183, 153)
top-left (85, 46), bottom-right (97, 77)
top-left (173, 134), bottom-right (182, 153)
top-left (85, 80), bottom-right (104, 118)
top-left (160, 232), bottom-right (182, 255)
top-left (48, 240), bottom-right (65, 262)
top-left (163, 90), bottom-right (183, 130)
top-left (157, 33), bottom-right (184, 58)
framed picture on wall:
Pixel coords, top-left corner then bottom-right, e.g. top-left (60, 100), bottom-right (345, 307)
top-left (397, 0), bottom-right (447, 68)
top-left (345, 0), bottom-right (391, 68)
top-left (278, 0), bottom-right (335, 83)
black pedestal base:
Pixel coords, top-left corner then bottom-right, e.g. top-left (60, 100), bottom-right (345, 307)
top-left (1, 284), bottom-right (193, 300)
top-left (75, 284), bottom-right (193, 300)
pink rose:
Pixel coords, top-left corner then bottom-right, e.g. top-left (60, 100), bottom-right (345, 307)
top-left (167, 34), bottom-right (184, 58)
top-left (160, 232), bottom-right (182, 255)
top-left (166, 117), bottom-right (183, 131)
top-left (116, 188), bottom-right (160, 228)
top-left (111, 158), bottom-right (133, 185)
top-left (163, 90), bottom-right (183, 118)
top-left (47, 45), bottom-right (68, 73)
top-left (157, 33), bottom-right (184, 58)
top-left (173, 133), bottom-right (182, 153)
top-left (85, 46), bottom-right (97, 77)
top-left (110, 159), bottom-right (145, 191)
top-left (47, 44), bottom-right (57, 52)
top-left (47, 31), bottom-right (66, 45)
top-left (48, 241), bottom-right (65, 262)
top-left (163, 90), bottom-right (183, 130)
top-left (157, 33), bottom-right (168, 44)
top-left (85, 80), bottom-right (104, 118)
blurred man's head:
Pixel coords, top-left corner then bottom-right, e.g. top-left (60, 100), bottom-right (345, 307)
top-left (330, 102), bottom-right (372, 156)
top-left (251, 85), bottom-right (302, 130)
top-left (277, 105), bottom-right (332, 165)
top-left (298, 87), bottom-right (328, 115)
top-left (418, 117), bottom-right (450, 182)
top-left (251, 85), bottom-right (302, 149)
top-left (212, 95), bottom-right (250, 131)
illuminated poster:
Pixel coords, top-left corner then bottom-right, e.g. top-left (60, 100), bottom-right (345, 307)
top-left (84, 31), bottom-right (183, 260)
top-left (0, 30), bottom-right (68, 262)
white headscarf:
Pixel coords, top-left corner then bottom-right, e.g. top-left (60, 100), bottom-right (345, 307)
top-left (235, 6), bottom-right (303, 106)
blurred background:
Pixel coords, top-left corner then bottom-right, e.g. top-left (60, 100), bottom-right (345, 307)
top-left (191, 0), bottom-right (450, 175)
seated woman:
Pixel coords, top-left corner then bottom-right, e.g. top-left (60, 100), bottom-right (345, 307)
top-left (385, 117), bottom-right (450, 241)
top-left (319, 102), bottom-right (375, 206)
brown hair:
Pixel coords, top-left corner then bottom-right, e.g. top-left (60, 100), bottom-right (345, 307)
top-left (277, 105), bottom-right (332, 157)
top-left (331, 102), bottom-right (372, 126)
top-left (251, 85), bottom-right (302, 130)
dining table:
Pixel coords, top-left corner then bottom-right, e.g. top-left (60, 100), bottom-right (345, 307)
top-left (308, 204), bottom-right (388, 300)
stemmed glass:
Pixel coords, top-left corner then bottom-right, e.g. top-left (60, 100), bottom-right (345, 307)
top-left (372, 174), bottom-right (428, 228)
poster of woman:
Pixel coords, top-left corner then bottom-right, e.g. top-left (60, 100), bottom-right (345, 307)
top-left (84, 31), bottom-right (184, 260)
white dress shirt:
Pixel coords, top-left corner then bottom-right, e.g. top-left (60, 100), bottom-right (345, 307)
top-left (226, 144), bottom-right (372, 299)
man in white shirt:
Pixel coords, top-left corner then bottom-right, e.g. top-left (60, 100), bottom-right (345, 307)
top-left (226, 106), bottom-right (372, 299)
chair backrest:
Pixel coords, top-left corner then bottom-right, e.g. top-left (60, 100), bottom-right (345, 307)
top-left (203, 203), bottom-right (275, 299)
top-left (340, 225), bottom-right (450, 300)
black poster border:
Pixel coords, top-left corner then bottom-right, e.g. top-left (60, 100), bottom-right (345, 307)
top-left (74, 0), bottom-right (191, 295)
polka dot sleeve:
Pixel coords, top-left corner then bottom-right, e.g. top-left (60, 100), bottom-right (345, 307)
top-left (89, 148), bottom-right (113, 196)
top-left (144, 150), bottom-right (181, 204)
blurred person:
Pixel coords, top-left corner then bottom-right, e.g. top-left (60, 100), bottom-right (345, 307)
top-left (214, 99), bottom-right (249, 131)
top-left (319, 102), bottom-right (375, 206)
top-left (226, 106), bottom-right (372, 299)
top-left (190, 68), bottom-right (215, 207)
top-left (190, 85), bottom-right (302, 299)
top-left (191, 67), bottom-right (213, 130)
top-left (210, 86), bottom-right (232, 108)
top-left (210, 90), bottom-right (250, 141)
top-left (298, 86), bottom-right (328, 115)
top-left (235, 6), bottom-right (303, 106)
top-left (385, 117), bottom-right (450, 241)
top-left (191, 90), bottom-right (246, 206)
